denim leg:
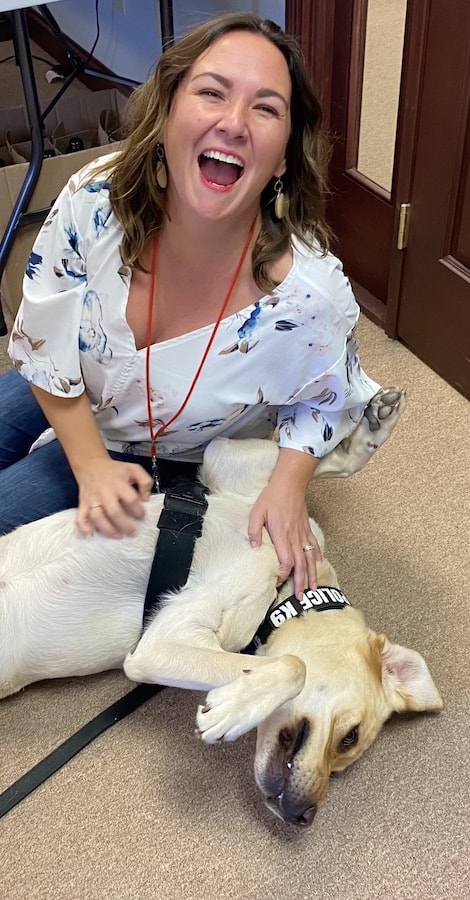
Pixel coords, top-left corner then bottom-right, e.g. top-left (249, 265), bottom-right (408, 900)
top-left (0, 369), bottom-right (202, 534)
top-left (0, 445), bottom-right (201, 534)
top-left (0, 369), bottom-right (49, 469)
top-left (0, 438), bottom-right (80, 534)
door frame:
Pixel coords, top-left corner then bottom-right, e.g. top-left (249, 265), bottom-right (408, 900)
top-left (285, 0), bottom-right (335, 124)
top-left (384, 0), bottom-right (432, 338)
top-left (285, 0), bottom-right (431, 337)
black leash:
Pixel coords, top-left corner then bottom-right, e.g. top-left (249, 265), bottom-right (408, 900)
top-left (0, 683), bottom-right (163, 819)
top-left (0, 482), bottom-right (208, 820)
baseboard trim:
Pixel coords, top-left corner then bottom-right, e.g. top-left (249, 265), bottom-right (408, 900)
top-left (351, 281), bottom-right (386, 328)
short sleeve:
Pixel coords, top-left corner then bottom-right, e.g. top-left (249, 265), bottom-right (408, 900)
top-left (276, 255), bottom-right (380, 457)
top-left (8, 169), bottom-right (96, 396)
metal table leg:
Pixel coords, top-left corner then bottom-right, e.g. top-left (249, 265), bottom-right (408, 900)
top-left (0, 9), bottom-right (44, 336)
top-left (0, 1), bottom-right (175, 337)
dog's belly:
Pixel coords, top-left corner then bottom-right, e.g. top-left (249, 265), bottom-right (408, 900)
top-left (0, 504), bottom-right (163, 688)
top-left (0, 571), bottom-right (148, 687)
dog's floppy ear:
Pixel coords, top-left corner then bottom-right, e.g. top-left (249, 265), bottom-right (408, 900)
top-left (377, 635), bottom-right (444, 713)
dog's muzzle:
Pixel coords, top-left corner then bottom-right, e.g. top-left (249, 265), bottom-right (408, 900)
top-left (260, 718), bottom-right (318, 828)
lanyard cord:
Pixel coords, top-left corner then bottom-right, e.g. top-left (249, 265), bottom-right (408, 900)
top-left (145, 219), bottom-right (256, 475)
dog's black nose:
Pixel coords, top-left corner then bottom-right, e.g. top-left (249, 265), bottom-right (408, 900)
top-left (280, 799), bottom-right (318, 828)
top-left (295, 804), bottom-right (317, 827)
top-left (265, 794), bottom-right (318, 828)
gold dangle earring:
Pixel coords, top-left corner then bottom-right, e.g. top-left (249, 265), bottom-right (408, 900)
top-left (274, 177), bottom-right (288, 220)
top-left (156, 144), bottom-right (168, 190)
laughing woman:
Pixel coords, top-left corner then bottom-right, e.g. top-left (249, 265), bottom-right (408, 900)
top-left (1, 12), bottom-right (381, 598)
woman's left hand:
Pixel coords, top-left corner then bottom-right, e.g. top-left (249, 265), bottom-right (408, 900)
top-left (247, 463), bottom-right (321, 600)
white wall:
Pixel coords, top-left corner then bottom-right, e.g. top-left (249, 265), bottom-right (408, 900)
top-left (49, 1), bottom-right (285, 85)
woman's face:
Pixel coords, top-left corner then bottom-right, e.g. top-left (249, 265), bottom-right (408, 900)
top-left (163, 30), bottom-right (292, 226)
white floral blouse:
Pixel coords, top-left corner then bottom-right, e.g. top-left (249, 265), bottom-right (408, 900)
top-left (8, 154), bottom-right (379, 463)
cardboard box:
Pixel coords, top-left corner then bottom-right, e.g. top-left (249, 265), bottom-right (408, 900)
top-left (0, 145), bottom-right (12, 166)
top-left (7, 134), bottom-right (57, 164)
top-left (45, 89), bottom-right (125, 141)
top-left (0, 89), bottom-right (126, 156)
top-left (51, 123), bottom-right (97, 155)
top-left (0, 142), bottom-right (121, 317)
top-left (0, 104), bottom-right (30, 145)
top-left (0, 89), bottom-right (127, 316)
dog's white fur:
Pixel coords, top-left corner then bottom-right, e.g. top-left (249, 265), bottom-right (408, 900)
top-left (0, 388), bottom-right (443, 826)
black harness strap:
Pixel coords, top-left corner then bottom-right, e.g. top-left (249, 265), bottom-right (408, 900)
top-left (0, 482), bottom-right (208, 820)
top-left (242, 586), bottom-right (351, 654)
top-left (143, 481), bottom-right (208, 621)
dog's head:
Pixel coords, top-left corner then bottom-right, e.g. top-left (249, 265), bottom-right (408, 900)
top-left (253, 606), bottom-right (443, 827)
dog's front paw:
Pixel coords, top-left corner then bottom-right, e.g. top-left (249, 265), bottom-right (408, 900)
top-left (195, 658), bottom-right (305, 744)
top-left (195, 677), bottom-right (266, 744)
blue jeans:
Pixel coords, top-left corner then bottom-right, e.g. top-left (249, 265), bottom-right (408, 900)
top-left (0, 369), bottom-right (198, 535)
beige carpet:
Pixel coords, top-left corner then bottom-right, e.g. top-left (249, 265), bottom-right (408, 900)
top-left (1, 313), bottom-right (469, 900)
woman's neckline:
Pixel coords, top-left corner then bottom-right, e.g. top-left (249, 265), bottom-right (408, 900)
top-left (132, 239), bottom-right (299, 352)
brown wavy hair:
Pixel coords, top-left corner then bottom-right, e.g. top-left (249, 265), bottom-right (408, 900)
top-left (94, 12), bottom-right (332, 291)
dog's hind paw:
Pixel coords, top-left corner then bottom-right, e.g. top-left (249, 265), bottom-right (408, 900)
top-left (315, 387), bottom-right (406, 478)
top-left (362, 387), bottom-right (406, 436)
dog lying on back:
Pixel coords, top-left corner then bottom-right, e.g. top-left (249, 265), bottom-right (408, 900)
top-left (0, 388), bottom-right (443, 826)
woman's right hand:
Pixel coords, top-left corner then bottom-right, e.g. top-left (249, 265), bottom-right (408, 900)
top-left (29, 387), bottom-right (154, 539)
top-left (75, 457), bottom-right (154, 538)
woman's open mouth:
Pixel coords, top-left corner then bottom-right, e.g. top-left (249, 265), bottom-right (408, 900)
top-left (198, 150), bottom-right (244, 187)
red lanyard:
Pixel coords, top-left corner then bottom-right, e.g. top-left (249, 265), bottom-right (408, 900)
top-left (145, 220), bottom-right (256, 489)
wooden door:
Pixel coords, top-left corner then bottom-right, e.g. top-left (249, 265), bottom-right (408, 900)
top-left (287, 0), bottom-right (410, 321)
top-left (286, 0), bottom-right (470, 399)
top-left (387, 1), bottom-right (470, 398)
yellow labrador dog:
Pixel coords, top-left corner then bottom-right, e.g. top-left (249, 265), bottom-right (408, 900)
top-left (0, 389), bottom-right (443, 826)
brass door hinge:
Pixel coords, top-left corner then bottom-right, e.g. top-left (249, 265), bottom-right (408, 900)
top-left (397, 202), bottom-right (411, 250)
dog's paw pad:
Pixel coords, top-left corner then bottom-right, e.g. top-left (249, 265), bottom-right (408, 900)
top-left (317, 386), bottom-right (407, 477)
top-left (364, 387), bottom-right (406, 432)
top-left (195, 682), bottom-right (264, 744)
top-left (196, 699), bottom-right (230, 743)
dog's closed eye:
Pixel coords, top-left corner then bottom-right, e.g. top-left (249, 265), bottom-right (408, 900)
top-left (339, 726), bottom-right (359, 751)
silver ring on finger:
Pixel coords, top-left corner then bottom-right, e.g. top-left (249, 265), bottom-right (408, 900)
top-left (303, 544), bottom-right (316, 552)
